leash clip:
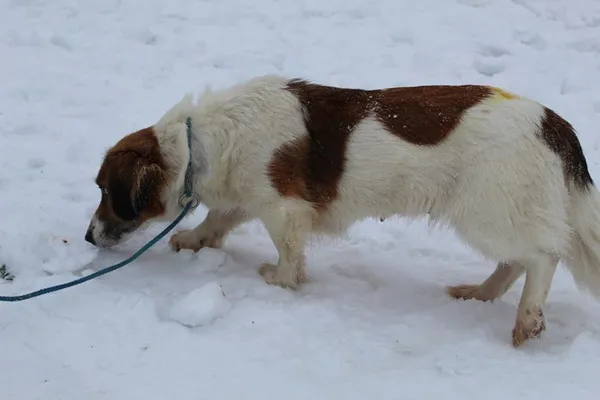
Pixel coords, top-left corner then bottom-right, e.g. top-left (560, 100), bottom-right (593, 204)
top-left (179, 192), bottom-right (201, 210)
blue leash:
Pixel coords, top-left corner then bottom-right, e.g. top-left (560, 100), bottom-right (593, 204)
top-left (0, 117), bottom-right (199, 303)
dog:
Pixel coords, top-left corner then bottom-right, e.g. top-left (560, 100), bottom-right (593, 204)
top-left (85, 75), bottom-right (600, 347)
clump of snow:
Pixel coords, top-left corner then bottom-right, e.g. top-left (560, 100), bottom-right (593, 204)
top-left (168, 282), bottom-right (232, 327)
top-left (34, 234), bottom-right (98, 274)
top-left (194, 247), bottom-right (229, 270)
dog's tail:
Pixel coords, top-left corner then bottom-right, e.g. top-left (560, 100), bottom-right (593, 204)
top-left (563, 183), bottom-right (600, 298)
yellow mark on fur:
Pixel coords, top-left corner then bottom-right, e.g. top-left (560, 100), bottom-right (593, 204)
top-left (486, 86), bottom-right (521, 103)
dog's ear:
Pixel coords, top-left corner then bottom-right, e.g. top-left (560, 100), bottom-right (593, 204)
top-left (131, 163), bottom-right (165, 217)
top-left (108, 158), bottom-right (138, 221)
top-left (108, 156), bottom-right (165, 221)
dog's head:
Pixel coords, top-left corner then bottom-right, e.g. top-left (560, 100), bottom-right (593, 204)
top-left (85, 126), bottom-right (169, 248)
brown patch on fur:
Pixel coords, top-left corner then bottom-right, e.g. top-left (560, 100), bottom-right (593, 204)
top-left (267, 79), bottom-right (491, 209)
top-left (91, 126), bottom-right (168, 243)
top-left (266, 137), bottom-right (309, 199)
top-left (376, 85), bottom-right (492, 145)
top-left (272, 81), bottom-right (373, 210)
top-left (538, 107), bottom-right (594, 189)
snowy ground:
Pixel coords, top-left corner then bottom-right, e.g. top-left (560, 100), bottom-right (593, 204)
top-left (2, 0), bottom-right (600, 398)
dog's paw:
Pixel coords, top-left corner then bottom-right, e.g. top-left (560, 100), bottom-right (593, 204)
top-left (169, 229), bottom-right (223, 253)
top-left (258, 263), bottom-right (306, 289)
top-left (512, 308), bottom-right (546, 348)
top-left (447, 284), bottom-right (490, 302)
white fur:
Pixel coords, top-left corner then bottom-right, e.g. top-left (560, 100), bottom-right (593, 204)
top-left (89, 214), bottom-right (109, 246)
top-left (141, 75), bottom-right (599, 346)
top-left (564, 188), bottom-right (600, 297)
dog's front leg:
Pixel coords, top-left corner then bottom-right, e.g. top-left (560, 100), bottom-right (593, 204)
top-left (258, 205), bottom-right (312, 289)
top-left (169, 207), bottom-right (251, 252)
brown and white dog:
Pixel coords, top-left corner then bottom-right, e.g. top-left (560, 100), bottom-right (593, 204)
top-left (85, 75), bottom-right (600, 347)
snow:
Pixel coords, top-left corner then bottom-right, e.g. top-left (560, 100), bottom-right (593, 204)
top-left (1, 0), bottom-right (600, 398)
top-left (168, 281), bottom-right (232, 328)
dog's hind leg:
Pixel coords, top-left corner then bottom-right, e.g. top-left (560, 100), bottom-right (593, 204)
top-left (511, 252), bottom-right (559, 347)
top-left (447, 261), bottom-right (525, 302)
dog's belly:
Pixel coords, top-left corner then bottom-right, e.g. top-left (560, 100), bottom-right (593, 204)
top-left (312, 131), bottom-right (461, 233)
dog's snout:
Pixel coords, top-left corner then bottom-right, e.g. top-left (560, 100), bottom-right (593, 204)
top-left (85, 229), bottom-right (96, 245)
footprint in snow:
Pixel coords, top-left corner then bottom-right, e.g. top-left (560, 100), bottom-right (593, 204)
top-left (473, 59), bottom-right (506, 77)
top-left (49, 35), bottom-right (72, 51)
top-left (124, 28), bottom-right (159, 46)
top-left (514, 31), bottom-right (547, 51)
top-left (478, 44), bottom-right (511, 58)
top-left (472, 44), bottom-right (511, 77)
top-left (27, 158), bottom-right (46, 169)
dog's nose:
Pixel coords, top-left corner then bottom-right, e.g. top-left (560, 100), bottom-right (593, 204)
top-left (85, 229), bottom-right (96, 245)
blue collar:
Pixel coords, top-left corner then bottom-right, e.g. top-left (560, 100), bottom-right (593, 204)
top-left (178, 116), bottom-right (200, 210)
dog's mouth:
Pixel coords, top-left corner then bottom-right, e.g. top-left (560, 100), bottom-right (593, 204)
top-left (90, 236), bottom-right (118, 248)
top-left (85, 217), bottom-right (143, 248)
